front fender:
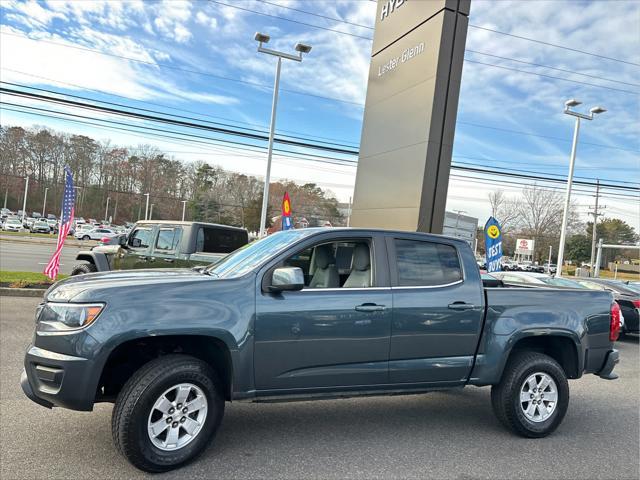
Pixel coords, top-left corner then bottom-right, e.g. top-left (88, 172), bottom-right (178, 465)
top-left (75, 250), bottom-right (111, 271)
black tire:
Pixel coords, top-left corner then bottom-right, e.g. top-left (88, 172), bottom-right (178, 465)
top-left (491, 351), bottom-right (569, 438)
top-left (70, 263), bottom-right (97, 276)
top-left (112, 355), bottom-right (224, 473)
top-left (82, 234), bottom-right (90, 240)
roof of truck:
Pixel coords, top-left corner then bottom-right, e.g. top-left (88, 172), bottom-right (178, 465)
top-left (135, 220), bottom-right (247, 232)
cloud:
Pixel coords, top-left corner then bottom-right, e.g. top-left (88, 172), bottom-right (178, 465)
top-left (195, 11), bottom-right (218, 29)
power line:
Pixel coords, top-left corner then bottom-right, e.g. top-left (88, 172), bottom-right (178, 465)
top-left (457, 121), bottom-right (640, 153)
top-left (256, 0), bottom-right (374, 30)
top-left (467, 24), bottom-right (640, 67)
top-left (0, 87), bottom-right (360, 155)
top-left (464, 58), bottom-right (639, 95)
top-left (0, 31), bottom-right (364, 107)
top-left (1, 67), bottom-right (360, 146)
top-left (4, 101), bottom-right (638, 200)
top-left (208, 0), bottom-right (372, 39)
top-left (465, 50), bottom-right (640, 88)
top-left (0, 81), bottom-right (358, 150)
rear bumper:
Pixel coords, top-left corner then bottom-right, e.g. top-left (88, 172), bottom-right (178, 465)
top-left (597, 349), bottom-right (619, 380)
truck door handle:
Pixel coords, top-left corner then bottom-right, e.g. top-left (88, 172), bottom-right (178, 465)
top-left (448, 302), bottom-right (475, 311)
top-left (355, 304), bottom-right (387, 312)
top-left (139, 256), bottom-right (147, 261)
top-left (163, 258), bottom-right (174, 263)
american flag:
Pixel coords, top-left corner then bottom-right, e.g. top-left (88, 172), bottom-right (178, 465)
top-left (44, 166), bottom-right (75, 280)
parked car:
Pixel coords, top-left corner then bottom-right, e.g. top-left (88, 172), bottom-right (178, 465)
top-left (543, 263), bottom-right (558, 274)
top-left (32, 212), bottom-right (42, 219)
top-left (75, 217), bottom-right (86, 225)
top-left (75, 227), bottom-right (117, 241)
top-left (46, 218), bottom-right (57, 229)
top-left (30, 220), bottom-right (51, 234)
top-left (22, 228), bottom-right (620, 472)
top-left (23, 217), bottom-right (36, 229)
top-left (490, 271), bottom-right (586, 289)
top-left (70, 221), bottom-right (249, 275)
top-left (573, 278), bottom-right (639, 336)
top-left (2, 218), bottom-right (23, 231)
top-left (47, 213), bottom-right (57, 220)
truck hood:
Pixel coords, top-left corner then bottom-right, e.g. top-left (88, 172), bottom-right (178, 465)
top-left (46, 268), bottom-right (213, 302)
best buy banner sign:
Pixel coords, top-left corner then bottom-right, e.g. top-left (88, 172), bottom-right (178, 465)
top-left (484, 217), bottom-right (503, 273)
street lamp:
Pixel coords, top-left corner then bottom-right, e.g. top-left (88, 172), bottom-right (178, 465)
top-left (104, 196), bottom-right (110, 223)
top-left (254, 32), bottom-right (312, 237)
top-left (42, 187), bottom-right (48, 217)
top-left (555, 99), bottom-right (606, 277)
top-left (149, 203), bottom-right (155, 220)
top-left (181, 200), bottom-right (187, 221)
top-left (21, 176), bottom-right (29, 224)
top-left (144, 193), bottom-right (150, 220)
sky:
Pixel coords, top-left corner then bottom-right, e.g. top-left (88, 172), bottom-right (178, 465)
top-left (0, 0), bottom-right (638, 230)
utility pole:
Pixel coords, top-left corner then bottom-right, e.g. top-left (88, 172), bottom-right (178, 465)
top-left (3, 188), bottom-right (8, 209)
top-left (181, 200), bottom-right (187, 222)
top-left (149, 203), bottom-right (155, 220)
top-left (547, 245), bottom-right (552, 274)
top-left (588, 179), bottom-right (605, 277)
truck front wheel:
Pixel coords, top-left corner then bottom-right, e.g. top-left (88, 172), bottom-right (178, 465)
top-left (491, 351), bottom-right (569, 438)
top-left (70, 263), bottom-right (97, 275)
top-left (112, 355), bottom-right (224, 472)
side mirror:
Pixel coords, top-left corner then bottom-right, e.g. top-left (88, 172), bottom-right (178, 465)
top-left (131, 237), bottom-right (142, 248)
top-left (119, 235), bottom-right (127, 246)
top-left (269, 267), bottom-right (304, 292)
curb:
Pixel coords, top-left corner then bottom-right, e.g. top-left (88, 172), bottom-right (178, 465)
top-left (0, 287), bottom-right (45, 297)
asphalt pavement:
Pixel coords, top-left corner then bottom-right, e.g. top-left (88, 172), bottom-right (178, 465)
top-left (1, 296), bottom-right (638, 480)
top-left (0, 239), bottom-right (85, 274)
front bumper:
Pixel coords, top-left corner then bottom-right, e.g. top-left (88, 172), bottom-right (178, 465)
top-left (597, 349), bottom-right (619, 380)
top-left (21, 345), bottom-right (98, 411)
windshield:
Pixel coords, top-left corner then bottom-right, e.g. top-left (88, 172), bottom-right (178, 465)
top-left (539, 277), bottom-right (585, 288)
top-left (205, 229), bottom-right (315, 278)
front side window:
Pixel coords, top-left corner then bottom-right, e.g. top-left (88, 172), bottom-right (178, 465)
top-left (282, 240), bottom-right (373, 289)
top-left (156, 228), bottom-right (181, 251)
top-left (395, 239), bottom-right (462, 287)
top-left (128, 228), bottom-right (152, 249)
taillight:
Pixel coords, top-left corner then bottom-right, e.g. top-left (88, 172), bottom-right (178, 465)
top-left (632, 299), bottom-right (640, 309)
top-left (100, 237), bottom-right (110, 243)
top-left (610, 302), bottom-right (621, 342)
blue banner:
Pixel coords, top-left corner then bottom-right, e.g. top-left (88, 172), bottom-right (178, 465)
top-left (484, 217), bottom-right (503, 273)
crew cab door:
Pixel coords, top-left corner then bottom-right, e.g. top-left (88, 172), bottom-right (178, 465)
top-left (147, 226), bottom-right (185, 268)
top-left (115, 224), bottom-right (154, 270)
top-left (387, 236), bottom-right (484, 385)
top-left (254, 234), bottom-right (392, 393)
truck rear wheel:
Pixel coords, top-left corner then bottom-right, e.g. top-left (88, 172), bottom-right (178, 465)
top-left (70, 263), bottom-right (97, 276)
top-left (491, 351), bottom-right (569, 438)
top-left (112, 355), bottom-right (224, 473)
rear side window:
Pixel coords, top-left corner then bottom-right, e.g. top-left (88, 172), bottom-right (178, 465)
top-left (156, 228), bottom-right (181, 251)
top-left (196, 227), bottom-right (247, 254)
top-left (395, 239), bottom-right (462, 287)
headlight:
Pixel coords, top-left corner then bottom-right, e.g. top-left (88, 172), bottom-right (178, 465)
top-left (37, 303), bottom-right (104, 331)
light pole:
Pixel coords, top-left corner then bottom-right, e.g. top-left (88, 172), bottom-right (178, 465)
top-left (144, 193), bottom-right (150, 220)
top-left (555, 99), bottom-right (606, 277)
top-left (149, 203), bottom-right (155, 220)
top-left (254, 32), bottom-right (312, 237)
top-left (42, 187), bottom-right (48, 217)
top-left (21, 176), bottom-right (29, 224)
top-left (104, 196), bottom-right (110, 223)
top-left (181, 200), bottom-right (187, 221)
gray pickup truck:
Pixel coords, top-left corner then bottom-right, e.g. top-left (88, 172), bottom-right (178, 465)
top-left (22, 228), bottom-right (620, 472)
top-left (71, 220), bottom-right (248, 275)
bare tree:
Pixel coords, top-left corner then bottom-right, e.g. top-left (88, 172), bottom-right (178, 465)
top-left (488, 190), bottom-right (518, 232)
